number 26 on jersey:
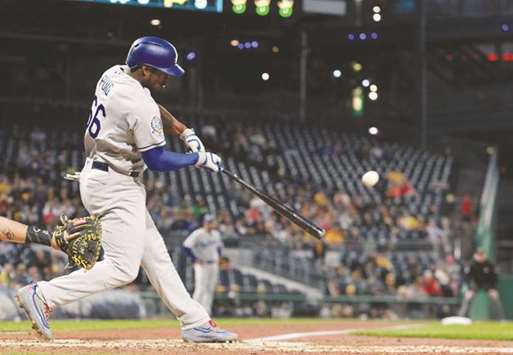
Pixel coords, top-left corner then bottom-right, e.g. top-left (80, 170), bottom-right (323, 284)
top-left (86, 95), bottom-right (106, 139)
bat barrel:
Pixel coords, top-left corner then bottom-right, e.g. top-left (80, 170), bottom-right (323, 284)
top-left (222, 169), bottom-right (325, 239)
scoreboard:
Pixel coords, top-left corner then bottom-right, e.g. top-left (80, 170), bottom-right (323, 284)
top-left (73, 0), bottom-right (223, 13)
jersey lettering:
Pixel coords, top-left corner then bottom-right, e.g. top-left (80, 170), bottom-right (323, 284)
top-left (99, 75), bottom-right (114, 96)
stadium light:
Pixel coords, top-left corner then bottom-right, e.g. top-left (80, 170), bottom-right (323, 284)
top-left (231, 0), bottom-right (247, 14)
top-left (333, 69), bottom-right (342, 78)
top-left (373, 13), bottom-right (382, 22)
top-left (230, 40), bottom-right (240, 47)
top-left (359, 33), bottom-right (367, 40)
top-left (352, 62), bottom-right (362, 72)
top-left (138, 0), bottom-right (150, 4)
top-left (370, 32), bottom-right (379, 40)
top-left (278, 0), bottom-right (294, 18)
top-left (272, 46), bottom-right (280, 53)
top-left (352, 87), bottom-right (364, 117)
top-left (369, 126), bottom-right (379, 135)
top-left (255, 0), bottom-right (271, 16)
top-left (362, 79), bottom-right (370, 87)
top-left (150, 19), bottom-right (161, 26)
top-left (348, 33), bottom-right (356, 41)
top-left (501, 24), bottom-right (510, 32)
top-left (370, 84), bottom-right (378, 92)
top-left (261, 72), bottom-right (270, 81)
top-left (194, 0), bottom-right (208, 9)
top-left (369, 92), bottom-right (378, 101)
top-left (373, 5), bottom-right (381, 13)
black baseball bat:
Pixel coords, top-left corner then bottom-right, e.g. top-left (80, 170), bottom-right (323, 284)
top-left (222, 169), bottom-right (325, 239)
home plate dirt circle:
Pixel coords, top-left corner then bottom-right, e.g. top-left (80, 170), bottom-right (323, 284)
top-left (1, 338), bottom-right (513, 354)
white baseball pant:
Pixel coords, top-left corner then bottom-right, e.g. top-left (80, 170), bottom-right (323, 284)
top-left (37, 158), bottom-right (209, 329)
top-left (193, 263), bottom-right (219, 315)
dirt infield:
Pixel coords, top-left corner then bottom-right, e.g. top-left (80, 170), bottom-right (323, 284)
top-left (1, 321), bottom-right (513, 354)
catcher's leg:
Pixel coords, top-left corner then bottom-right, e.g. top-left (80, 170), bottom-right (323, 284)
top-left (141, 210), bottom-right (209, 328)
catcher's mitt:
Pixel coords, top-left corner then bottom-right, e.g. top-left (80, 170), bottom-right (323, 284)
top-left (53, 215), bottom-right (103, 271)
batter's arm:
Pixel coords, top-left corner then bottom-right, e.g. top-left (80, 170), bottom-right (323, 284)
top-left (0, 217), bottom-right (59, 250)
top-left (159, 104), bottom-right (187, 136)
top-left (158, 104), bottom-right (205, 152)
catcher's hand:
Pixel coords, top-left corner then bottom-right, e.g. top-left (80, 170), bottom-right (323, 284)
top-left (53, 215), bottom-right (103, 271)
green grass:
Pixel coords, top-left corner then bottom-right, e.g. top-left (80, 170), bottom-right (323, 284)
top-left (356, 321), bottom-right (513, 341)
top-left (0, 318), bottom-right (348, 333)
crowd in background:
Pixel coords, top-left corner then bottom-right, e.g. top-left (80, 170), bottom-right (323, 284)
top-left (0, 124), bottom-right (478, 313)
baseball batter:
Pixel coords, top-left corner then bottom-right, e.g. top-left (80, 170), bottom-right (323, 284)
top-left (183, 214), bottom-right (224, 315)
top-left (16, 36), bottom-right (238, 343)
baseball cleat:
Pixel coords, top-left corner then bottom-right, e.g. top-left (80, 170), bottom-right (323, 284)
top-left (182, 320), bottom-right (239, 343)
top-left (16, 283), bottom-right (53, 340)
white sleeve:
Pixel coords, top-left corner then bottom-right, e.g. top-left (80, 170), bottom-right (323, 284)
top-left (183, 230), bottom-right (199, 249)
top-left (130, 101), bottom-right (166, 152)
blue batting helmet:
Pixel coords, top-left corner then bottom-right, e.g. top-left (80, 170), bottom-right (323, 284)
top-left (126, 36), bottom-right (185, 77)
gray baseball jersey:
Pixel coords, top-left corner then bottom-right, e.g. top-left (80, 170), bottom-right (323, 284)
top-left (183, 228), bottom-right (223, 263)
top-left (84, 65), bottom-right (166, 176)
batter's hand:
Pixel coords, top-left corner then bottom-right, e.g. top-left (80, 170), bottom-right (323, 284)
top-left (180, 128), bottom-right (205, 153)
top-left (196, 152), bottom-right (222, 173)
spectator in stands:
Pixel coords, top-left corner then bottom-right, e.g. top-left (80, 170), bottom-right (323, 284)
top-left (0, 122), bottom-right (462, 319)
top-left (192, 197), bottom-right (208, 221)
top-left (434, 267), bottom-right (454, 297)
top-left (312, 239), bottom-right (327, 271)
top-left (200, 123), bottom-right (217, 148)
top-left (426, 219), bottom-right (450, 257)
top-left (458, 249), bottom-right (505, 320)
top-left (461, 194), bottom-right (474, 222)
top-left (217, 256), bottom-right (236, 296)
top-left (0, 263), bottom-right (14, 287)
top-left (421, 270), bottom-right (441, 297)
top-left (324, 223), bottom-right (344, 246)
top-left (214, 210), bottom-right (233, 237)
top-left (386, 170), bottom-right (415, 198)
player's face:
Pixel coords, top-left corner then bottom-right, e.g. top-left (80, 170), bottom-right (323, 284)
top-left (205, 220), bottom-right (218, 230)
top-left (141, 67), bottom-right (169, 90)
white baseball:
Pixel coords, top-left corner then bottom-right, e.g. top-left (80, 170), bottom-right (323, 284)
top-left (362, 170), bottom-right (379, 187)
